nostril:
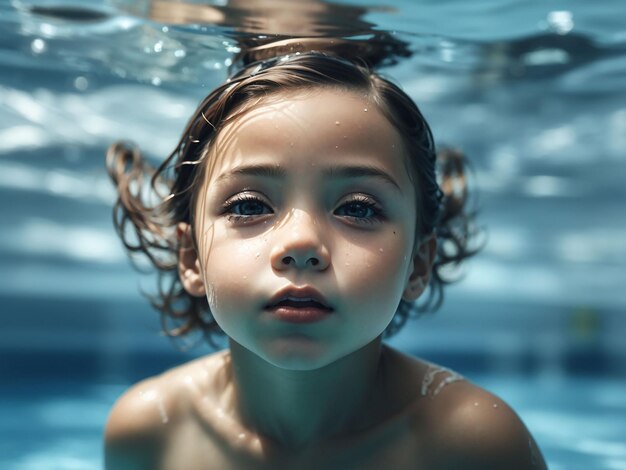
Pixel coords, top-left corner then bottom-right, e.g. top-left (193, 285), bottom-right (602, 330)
top-left (309, 258), bottom-right (319, 266)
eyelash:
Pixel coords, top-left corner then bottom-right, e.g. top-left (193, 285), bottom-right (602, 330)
top-left (335, 194), bottom-right (386, 224)
top-left (220, 193), bottom-right (386, 224)
top-left (220, 194), bottom-right (272, 224)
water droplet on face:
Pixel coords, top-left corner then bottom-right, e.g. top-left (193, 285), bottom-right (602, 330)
top-left (379, 248), bottom-right (384, 253)
top-left (345, 262), bottom-right (350, 267)
top-left (255, 252), bottom-right (260, 258)
top-left (474, 402), bottom-right (479, 406)
top-left (243, 275), bottom-right (247, 281)
top-left (363, 108), bottom-right (368, 112)
top-left (290, 142), bottom-right (294, 147)
top-left (343, 135), bottom-right (347, 140)
top-left (335, 121), bottom-right (340, 126)
top-left (493, 403), bottom-right (499, 408)
top-left (335, 145), bottom-right (339, 149)
top-left (238, 433), bottom-right (246, 440)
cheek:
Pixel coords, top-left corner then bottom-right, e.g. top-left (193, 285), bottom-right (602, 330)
top-left (338, 229), bottom-right (412, 301)
top-left (200, 231), bottom-right (268, 313)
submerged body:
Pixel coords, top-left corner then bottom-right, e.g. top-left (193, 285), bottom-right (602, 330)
top-left (106, 344), bottom-right (546, 469)
top-left (105, 55), bottom-right (547, 469)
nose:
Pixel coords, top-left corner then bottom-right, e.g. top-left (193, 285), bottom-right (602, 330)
top-left (270, 210), bottom-right (330, 272)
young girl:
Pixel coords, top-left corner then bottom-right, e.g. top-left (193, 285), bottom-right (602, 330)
top-left (104, 52), bottom-right (547, 469)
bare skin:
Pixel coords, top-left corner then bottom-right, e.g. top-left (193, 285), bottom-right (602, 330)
top-left (105, 89), bottom-right (548, 469)
top-left (105, 345), bottom-right (547, 469)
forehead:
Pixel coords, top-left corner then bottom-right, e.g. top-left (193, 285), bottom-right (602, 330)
top-left (207, 88), bottom-right (413, 188)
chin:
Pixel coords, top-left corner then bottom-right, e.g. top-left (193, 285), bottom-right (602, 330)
top-left (260, 337), bottom-right (340, 370)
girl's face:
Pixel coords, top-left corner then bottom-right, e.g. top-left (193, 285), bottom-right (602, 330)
top-left (184, 88), bottom-right (431, 370)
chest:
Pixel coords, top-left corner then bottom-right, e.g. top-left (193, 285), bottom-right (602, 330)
top-left (161, 417), bottom-right (431, 470)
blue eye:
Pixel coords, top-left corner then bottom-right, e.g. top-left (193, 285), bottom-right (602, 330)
top-left (335, 196), bottom-right (385, 223)
top-left (222, 194), bottom-right (272, 222)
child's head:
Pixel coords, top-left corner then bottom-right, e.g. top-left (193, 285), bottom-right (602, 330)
top-left (106, 52), bottom-right (479, 357)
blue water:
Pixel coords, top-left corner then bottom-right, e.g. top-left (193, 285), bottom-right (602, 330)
top-left (1, 0), bottom-right (625, 468)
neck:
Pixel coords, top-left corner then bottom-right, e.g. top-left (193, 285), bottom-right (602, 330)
top-left (228, 336), bottom-right (387, 450)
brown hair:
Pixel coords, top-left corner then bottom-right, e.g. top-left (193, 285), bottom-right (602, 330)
top-left (106, 52), bottom-right (483, 347)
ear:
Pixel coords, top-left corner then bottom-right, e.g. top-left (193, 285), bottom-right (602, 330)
top-left (402, 233), bottom-right (437, 302)
top-left (177, 222), bottom-right (206, 297)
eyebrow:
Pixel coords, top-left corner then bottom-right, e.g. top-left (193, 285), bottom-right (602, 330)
top-left (215, 163), bottom-right (403, 193)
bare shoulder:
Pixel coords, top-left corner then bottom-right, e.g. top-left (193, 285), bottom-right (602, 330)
top-left (104, 351), bottom-right (227, 470)
top-left (411, 360), bottom-right (548, 470)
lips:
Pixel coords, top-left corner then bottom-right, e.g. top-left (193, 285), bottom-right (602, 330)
top-left (265, 286), bottom-right (333, 311)
top-left (264, 286), bottom-right (334, 324)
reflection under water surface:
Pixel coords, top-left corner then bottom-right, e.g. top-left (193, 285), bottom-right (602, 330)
top-left (0, 0), bottom-right (625, 468)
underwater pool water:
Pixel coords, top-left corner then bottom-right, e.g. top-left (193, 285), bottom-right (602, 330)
top-left (1, 371), bottom-right (626, 470)
top-left (1, 0), bottom-right (626, 468)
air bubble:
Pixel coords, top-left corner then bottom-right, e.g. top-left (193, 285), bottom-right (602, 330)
top-left (31, 38), bottom-right (46, 54)
top-left (74, 76), bottom-right (88, 91)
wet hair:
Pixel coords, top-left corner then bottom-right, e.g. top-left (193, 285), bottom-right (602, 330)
top-left (106, 52), bottom-right (483, 348)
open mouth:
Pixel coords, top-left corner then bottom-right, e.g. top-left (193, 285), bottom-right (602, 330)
top-left (265, 286), bottom-right (334, 323)
top-left (269, 298), bottom-right (333, 311)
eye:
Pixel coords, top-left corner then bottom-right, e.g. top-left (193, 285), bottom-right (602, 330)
top-left (335, 195), bottom-right (385, 224)
top-left (221, 193), bottom-right (273, 222)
